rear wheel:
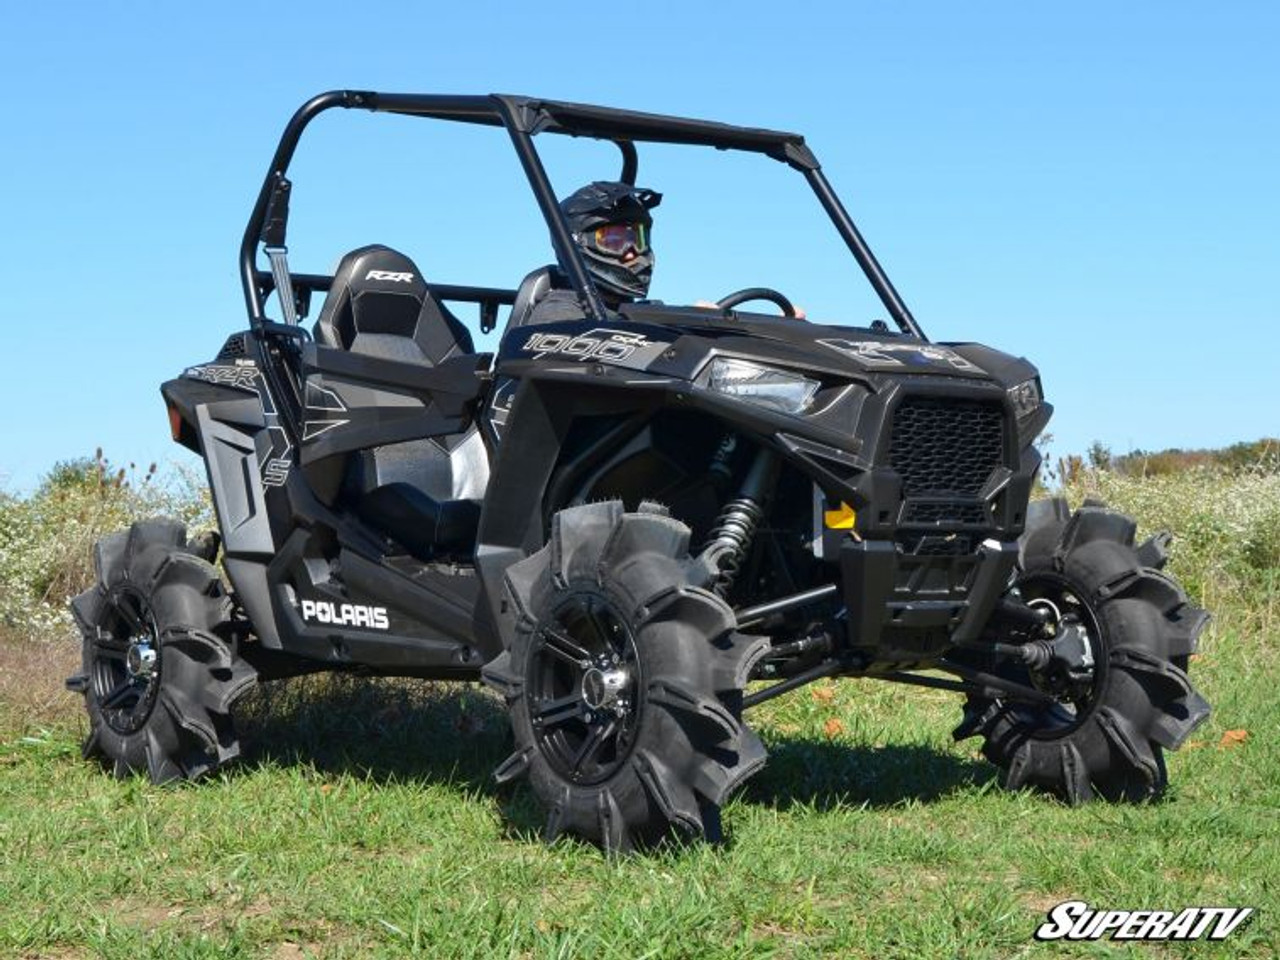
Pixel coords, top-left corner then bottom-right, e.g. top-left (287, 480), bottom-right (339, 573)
top-left (482, 501), bottom-right (768, 851)
top-left (68, 519), bottom-right (256, 783)
top-left (955, 499), bottom-right (1210, 802)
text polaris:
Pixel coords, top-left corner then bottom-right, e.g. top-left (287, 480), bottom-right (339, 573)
top-left (299, 599), bottom-right (390, 631)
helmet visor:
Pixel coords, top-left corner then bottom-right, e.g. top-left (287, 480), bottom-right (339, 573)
top-left (592, 222), bottom-right (648, 256)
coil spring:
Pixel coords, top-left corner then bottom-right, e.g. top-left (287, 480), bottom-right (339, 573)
top-left (706, 497), bottom-right (764, 596)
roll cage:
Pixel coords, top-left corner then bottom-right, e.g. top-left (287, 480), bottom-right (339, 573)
top-left (241, 90), bottom-right (925, 340)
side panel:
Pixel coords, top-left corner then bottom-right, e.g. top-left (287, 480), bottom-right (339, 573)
top-left (166, 340), bottom-right (491, 673)
top-left (166, 363), bottom-right (290, 647)
top-left (196, 404), bottom-right (276, 556)
top-left (298, 343), bottom-right (488, 465)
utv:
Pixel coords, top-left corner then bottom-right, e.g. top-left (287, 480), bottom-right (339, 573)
top-left (68, 91), bottom-right (1210, 851)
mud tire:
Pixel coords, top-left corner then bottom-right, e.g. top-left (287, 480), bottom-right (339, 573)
top-left (482, 501), bottom-right (767, 851)
top-left (69, 519), bottom-right (256, 783)
top-left (956, 499), bottom-right (1210, 802)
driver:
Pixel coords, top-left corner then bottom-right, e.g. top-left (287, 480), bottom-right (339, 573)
top-left (527, 180), bottom-right (803, 323)
top-left (527, 181), bottom-right (662, 323)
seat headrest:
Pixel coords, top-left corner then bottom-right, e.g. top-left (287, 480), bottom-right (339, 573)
top-left (314, 244), bottom-right (475, 362)
top-left (507, 265), bottom-right (569, 330)
top-left (315, 245), bottom-right (429, 349)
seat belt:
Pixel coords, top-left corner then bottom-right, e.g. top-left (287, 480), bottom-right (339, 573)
top-left (265, 245), bottom-right (299, 326)
top-left (261, 175), bottom-right (299, 326)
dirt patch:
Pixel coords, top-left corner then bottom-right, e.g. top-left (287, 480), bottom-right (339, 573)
top-left (271, 942), bottom-right (328, 959)
top-left (1022, 890), bottom-right (1075, 915)
top-left (0, 630), bottom-right (81, 735)
top-left (114, 901), bottom-right (183, 930)
top-left (113, 893), bottom-right (279, 932)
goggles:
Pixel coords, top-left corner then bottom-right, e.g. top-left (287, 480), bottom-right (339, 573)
top-left (590, 222), bottom-right (648, 256)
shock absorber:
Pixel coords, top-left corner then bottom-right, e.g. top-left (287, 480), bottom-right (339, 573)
top-left (703, 445), bottom-right (780, 596)
top-left (707, 497), bottom-right (764, 595)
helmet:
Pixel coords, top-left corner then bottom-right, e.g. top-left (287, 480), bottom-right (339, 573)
top-left (560, 181), bottom-right (662, 302)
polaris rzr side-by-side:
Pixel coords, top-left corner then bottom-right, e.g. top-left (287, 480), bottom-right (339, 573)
top-left (67, 91), bottom-right (1210, 851)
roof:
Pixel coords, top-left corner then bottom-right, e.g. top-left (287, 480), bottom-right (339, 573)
top-left (340, 91), bottom-right (819, 170)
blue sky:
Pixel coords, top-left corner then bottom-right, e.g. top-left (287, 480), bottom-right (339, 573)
top-left (1, 2), bottom-right (1276, 491)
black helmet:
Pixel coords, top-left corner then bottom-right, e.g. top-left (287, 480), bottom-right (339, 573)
top-left (560, 181), bottom-right (662, 302)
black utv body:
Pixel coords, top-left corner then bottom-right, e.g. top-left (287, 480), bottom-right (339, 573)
top-left (68, 92), bottom-right (1210, 850)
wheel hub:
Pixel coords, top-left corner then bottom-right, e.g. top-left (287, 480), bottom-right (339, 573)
top-left (126, 642), bottom-right (157, 679)
top-left (581, 665), bottom-right (631, 713)
top-left (1008, 576), bottom-right (1108, 733)
top-left (1023, 614), bottom-right (1096, 700)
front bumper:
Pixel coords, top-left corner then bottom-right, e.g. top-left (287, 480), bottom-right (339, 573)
top-left (839, 536), bottom-right (1019, 669)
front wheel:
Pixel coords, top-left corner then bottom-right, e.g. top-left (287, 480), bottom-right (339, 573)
top-left (955, 499), bottom-right (1210, 802)
top-left (68, 519), bottom-right (256, 783)
top-left (482, 501), bottom-right (769, 851)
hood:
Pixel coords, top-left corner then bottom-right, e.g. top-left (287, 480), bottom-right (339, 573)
top-left (615, 302), bottom-right (1038, 389)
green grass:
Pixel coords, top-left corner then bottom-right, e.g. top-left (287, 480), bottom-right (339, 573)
top-left (2, 465), bottom-right (1278, 957)
top-left (2, 597), bottom-right (1276, 959)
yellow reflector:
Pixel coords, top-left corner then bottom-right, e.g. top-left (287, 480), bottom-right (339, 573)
top-left (823, 502), bottom-right (857, 529)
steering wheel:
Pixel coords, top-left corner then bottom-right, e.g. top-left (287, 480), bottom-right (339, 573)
top-left (715, 287), bottom-right (799, 318)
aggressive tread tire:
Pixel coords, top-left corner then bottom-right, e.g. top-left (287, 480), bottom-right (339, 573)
top-left (956, 498), bottom-right (1210, 802)
top-left (69, 518), bottom-right (256, 784)
top-left (482, 501), bottom-right (766, 851)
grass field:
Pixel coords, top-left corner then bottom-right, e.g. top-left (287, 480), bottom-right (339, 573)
top-left (1, 464), bottom-right (1277, 958)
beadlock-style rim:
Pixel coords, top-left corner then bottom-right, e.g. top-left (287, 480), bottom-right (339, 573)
top-left (527, 591), bottom-right (643, 785)
top-left (92, 586), bottom-right (163, 735)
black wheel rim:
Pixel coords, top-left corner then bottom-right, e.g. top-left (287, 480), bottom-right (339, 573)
top-left (527, 592), bottom-right (642, 785)
top-left (92, 586), bottom-right (162, 735)
top-left (1005, 572), bottom-right (1108, 738)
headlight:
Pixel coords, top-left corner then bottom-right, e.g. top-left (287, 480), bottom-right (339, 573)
top-left (1007, 377), bottom-right (1042, 422)
top-left (704, 357), bottom-right (820, 415)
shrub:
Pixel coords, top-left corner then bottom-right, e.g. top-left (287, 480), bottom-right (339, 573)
top-left (0, 452), bottom-right (210, 641)
top-left (3, 447), bottom-right (1274, 646)
top-left (1059, 462), bottom-right (1280, 603)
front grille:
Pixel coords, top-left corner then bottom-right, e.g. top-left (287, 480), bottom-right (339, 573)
top-left (899, 533), bottom-right (975, 556)
top-left (902, 501), bottom-right (988, 525)
top-left (889, 397), bottom-right (1005, 497)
